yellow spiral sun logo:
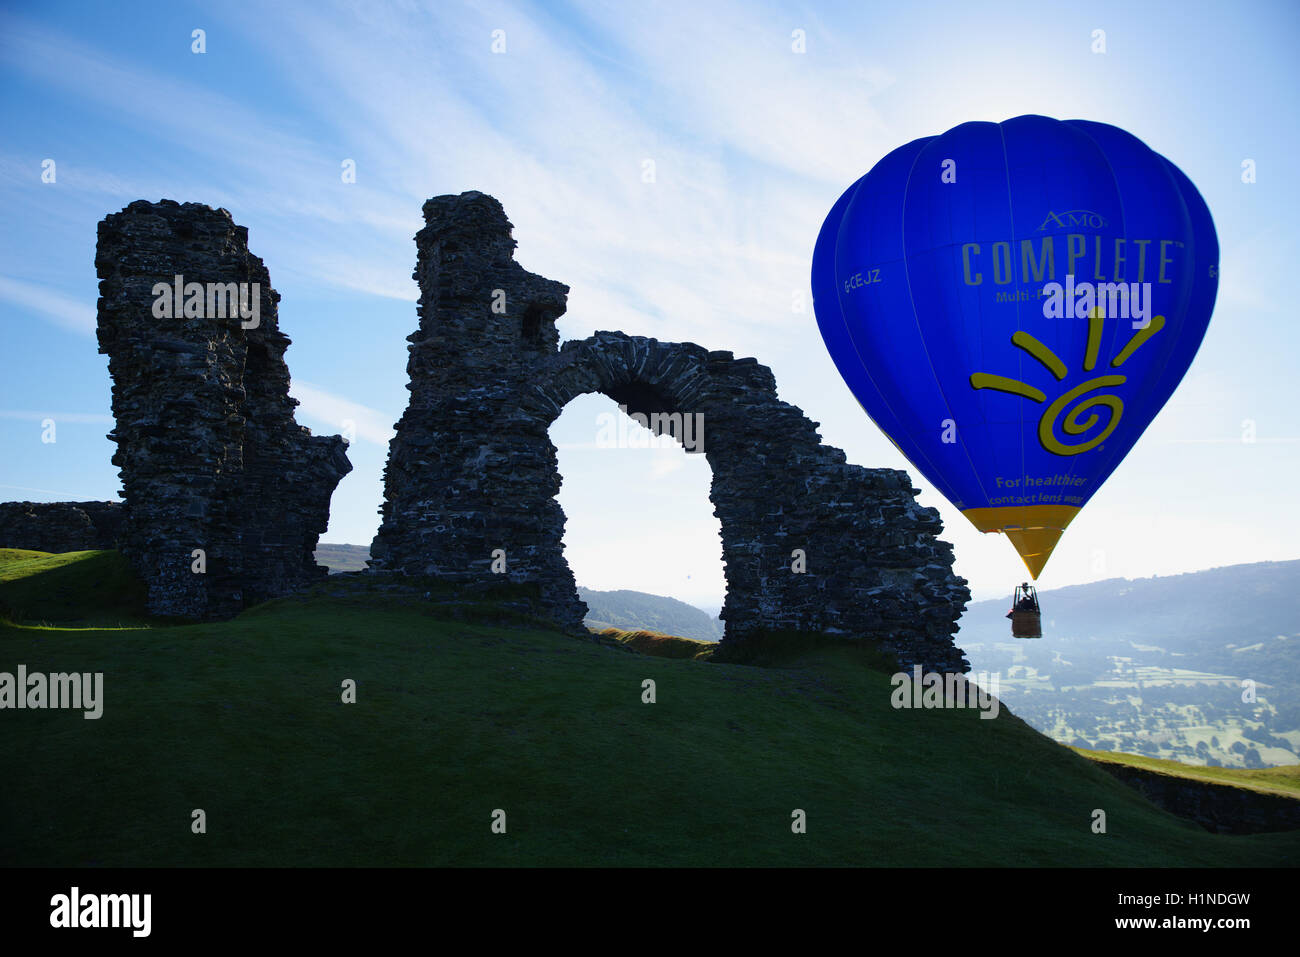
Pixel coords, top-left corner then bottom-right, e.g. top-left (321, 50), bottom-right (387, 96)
top-left (969, 311), bottom-right (1166, 456)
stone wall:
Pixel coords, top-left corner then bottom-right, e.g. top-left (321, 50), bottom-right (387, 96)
top-left (94, 200), bottom-right (351, 619)
top-left (1095, 761), bottom-right (1300, 834)
top-left (0, 501), bottom-right (123, 553)
top-left (371, 192), bottom-right (971, 672)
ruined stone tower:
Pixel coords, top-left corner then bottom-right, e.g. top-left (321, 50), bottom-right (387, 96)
top-left (95, 200), bottom-right (352, 619)
top-left (369, 191), bottom-right (587, 626)
top-left (373, 192), bottom-right (972, 672)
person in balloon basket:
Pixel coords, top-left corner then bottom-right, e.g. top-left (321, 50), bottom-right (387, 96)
top-left (1006, 584), bottom-right (1038, 619)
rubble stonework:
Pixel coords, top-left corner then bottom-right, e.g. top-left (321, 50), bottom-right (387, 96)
top-left (0, 501), bottom-right (123, 553)
top-left (371, 192), bottom-right (971, 671)
top-left (94, 200), bottom-right (351, 619)
top-left (7, 192), bottom-right (968, 663)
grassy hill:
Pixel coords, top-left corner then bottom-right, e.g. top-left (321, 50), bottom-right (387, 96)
top-left (313, 542), bottom-right (371, 574)
top-left (595, 626), bottom-right (716, 660)
top-left (0, 548), bottom-right (148, 627)
top-left (960, 561), bottom-right (1300, 767)
top-left (1075, 748), bottom-right (1300, 799)
top-left (0, 548), bottom-right (52, 565)
top-left (578, 586), bottom-right (723, 642)
top-left (1, 550), bottom-right (1297, 866)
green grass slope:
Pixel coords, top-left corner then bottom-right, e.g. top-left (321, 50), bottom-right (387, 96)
top-left (1, 552), bottom-right (1296, 866)
top-left (1076, 748), bottom-right (1300, 799)
top-left (0, 548), bottom-right (53, 565)
top-left (596, 626), bottom-right (716, 660)
top-left (0, 548), bottom-right (148, 627)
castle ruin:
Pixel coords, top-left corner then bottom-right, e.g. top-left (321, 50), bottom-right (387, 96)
top-left (4, 192), bottom-right (971, 671)
top-left (94, 200), bottom-right (352, 618)
top-left (370, 192), bottom-right (971, 672)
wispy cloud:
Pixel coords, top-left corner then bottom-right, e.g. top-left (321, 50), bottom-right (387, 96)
top-left (0, 2), bottom-right (889, 357)
top-left (566, 0), bottom-right (897, 184)
top-left (0, 13), bottom-right (426, 301)
top-left (0, 276), bottom-right (96, 336)
top-left (0, 16), bottom-right (326, 182)
top-left (0, 483), bottom-right (102, 498)
top-left (5, 0), bottom-right (1295, 589)
top-left (0, 409), bottom-right (112, 423)
top-left (289, 380), bottom-right (395, 446)
top-left (205, 0), bottom-right (879, 352)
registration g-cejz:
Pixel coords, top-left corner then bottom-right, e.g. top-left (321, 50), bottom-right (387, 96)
top-left (844, 268), bottom-right (881, 293)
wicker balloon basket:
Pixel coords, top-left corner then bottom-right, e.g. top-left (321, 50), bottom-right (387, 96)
top-left (1011, 609), bottom-right (1042, 639)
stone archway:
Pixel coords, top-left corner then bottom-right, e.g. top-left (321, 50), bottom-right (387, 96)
top-left (526, 333), bottom-right (849, 643)
top-left (368, 192), bottom-right (971, 672)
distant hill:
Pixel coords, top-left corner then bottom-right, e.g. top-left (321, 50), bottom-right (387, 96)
top-left (578, 587), bottom-right (723, 642)
top-left (960, 560), bottom-right (1300, 653)
top-left (313, 545), bottom-right (724, 642)
top-left (958, 561), bottom-right (1300, 768)
top-left (314, 543), bottom-right (371, 573)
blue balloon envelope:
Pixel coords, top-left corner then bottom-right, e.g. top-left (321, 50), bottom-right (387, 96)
top-left (812, 115), bottom-right (1218, 577)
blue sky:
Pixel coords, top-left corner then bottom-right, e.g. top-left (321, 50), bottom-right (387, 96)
top-left (1, 0), bottom-right (1297, 613)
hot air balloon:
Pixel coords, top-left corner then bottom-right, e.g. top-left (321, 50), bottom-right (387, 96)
top-left (812, 115), bottom-right (1218, 596)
